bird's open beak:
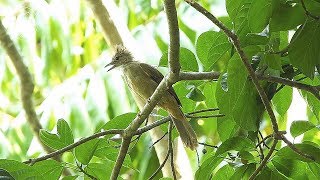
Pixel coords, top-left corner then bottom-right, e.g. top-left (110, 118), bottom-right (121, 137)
top-left (105, 62), bottom-right (116, 72)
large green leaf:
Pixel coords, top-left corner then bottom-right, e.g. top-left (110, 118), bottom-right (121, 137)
top-left (270, 3), bottom-right (305, 32)
top-left (159, 48), bottom-right (198, 72)
top-left (215, 136), bottom-right (255, 156)
top-left (289, 19), bottom-right (320, 78)
top-left (276, 143), bottom-right (320, 163)
top-left (227, 52), bottom-right (261, 131)
top-left (272, 86), bottom-right (293, 116)
top-left (74, 139), bottom-right (100, 165)
top-left (195, 152), bottom-right (223, 180)
top-left (213, 165), bottom-right (234, 179)
top-left (230, 163), bottom-right (256, 179)
top-left (290, 121), bottom-right (316, 138)
top-left (196, 31), bottom-right (230, 70)
top-left (33, 160), bottom-right (63, 179)
top-left (102, 112), bottom-right (137, 131)
top-left (272, 156), bottom-right (309, 179)
top-left (40, 119), bottom-right (74, 150)
top-left (248, 0), bottom-right (275, 32)
top-left (0, 159), bottom-right (43, 179)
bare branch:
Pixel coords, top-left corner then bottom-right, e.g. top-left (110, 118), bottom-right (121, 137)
top-left (179, 71), bottom-right (220, 81)
top-left (111, 0), bottom-right (182, 178)
top-left (168, 121), bottom-right (177, 180)
top-left (164, 0), bottom-right (180, 75)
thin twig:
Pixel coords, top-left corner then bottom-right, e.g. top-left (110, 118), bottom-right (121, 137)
top-left (249, 139), bottom-right (278, 179)
top-left (186, 114), bottom-right (225, 119)
top-left (149, 132), bottom-right (169, 149)
top-left (280, 135), bottom-right (315, 161)
top-left (186, 108), bottom-right (219, 115)
top-left (24, 129), bottom-right (123, 165)
top-left (300, 0), bottom-right (320, 20)
top-left (168, 121), bottom-right (177, 180)
top-left (148, 149), bottom-right (171, 180)
top-left (198, 142), bottom-right (218, 148)
top-left (259, 75), bottom-right (320, 100)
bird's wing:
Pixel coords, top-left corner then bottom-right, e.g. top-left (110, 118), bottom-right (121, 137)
top-left (139, 63), bottom-right (182, 107)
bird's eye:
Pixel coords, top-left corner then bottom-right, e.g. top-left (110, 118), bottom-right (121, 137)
top-left (115, 56), bottom-right (119, 60)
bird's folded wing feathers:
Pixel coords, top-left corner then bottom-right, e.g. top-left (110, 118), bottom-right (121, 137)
top-left (139, 63), bottom-right (182, 107)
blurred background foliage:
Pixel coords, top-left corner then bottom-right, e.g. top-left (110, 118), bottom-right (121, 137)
top-left (0, 0), bottom-right (319, 179)
top-left (0, 0), bottom-right (222, 178)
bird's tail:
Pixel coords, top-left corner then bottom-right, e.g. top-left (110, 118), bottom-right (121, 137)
top-left (169, 109), bottom-right (198, 150)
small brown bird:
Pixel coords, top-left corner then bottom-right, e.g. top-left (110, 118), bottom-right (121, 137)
top-left (105, 45), bottom-right (198, 150)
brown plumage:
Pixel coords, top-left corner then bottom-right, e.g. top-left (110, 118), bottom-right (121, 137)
top-left (106, 45), bottom-right (198, 150)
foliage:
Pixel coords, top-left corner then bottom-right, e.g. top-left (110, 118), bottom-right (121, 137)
top-left (0, 0), bottom-right (319, 179)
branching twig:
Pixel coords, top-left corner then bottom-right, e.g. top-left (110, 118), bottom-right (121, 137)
top-left (249, 139), bottom-right (278, 179)
top-left (24, 129), bottom-right (123, 165)
top-left (280, 135), bottom-right (315, 161)
top-left (110, 1), bottom-right (182, 179)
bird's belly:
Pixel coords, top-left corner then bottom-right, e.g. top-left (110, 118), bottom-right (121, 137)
top-left (122, 69), bottom-right (156, 100)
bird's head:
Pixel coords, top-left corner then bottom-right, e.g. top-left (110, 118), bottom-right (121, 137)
top-left (105, 45), bottom-right (133, 71)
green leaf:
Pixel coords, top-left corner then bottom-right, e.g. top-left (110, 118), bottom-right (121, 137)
top-left (226, 0), bottom-right (251, 39)
top-left (272, 86), bottom-right (293, 116)
top-left (33, 160), bottom-right (63, 179)
top-left (213, 165), bottom-right (234, 179)
top-left (102, 113), bottom-right (137, 130)
top-left (40, 119), bottom-right (74, 150)
top-left (248, 0), bottom-right (275, 32)
top-left (289, 19), bottom-right (320, 78)
top-left (94, 140), bottom-right (135, 169)
top-left (75, 139), bottom-right (100, 165)
top-left (290, 121), bottom-right (316, 138)
top-left (230, 163), bottom-right (256, 179)
top-left (196, 31), bottom-right (231, 70)
top-left (272, 156), bottom-right (309, 179)
top-left (0, 159), bottom-right (43, 179)
top-left (195, 152), bottom-right (223, 180)
top-left (242, 34), bottom-right (270, 46)
top-left (227, 51), bottom-right (262, 131)
top-left (256, 166), bottom-right (288, 180)
top-left (270, 3), bottom-right (305, 32)
top-left (84, 162), bottom-right (114, 180)
top-left (159, 48), bottom-right (198, 71)
top-left (215, 136), bottom-right (255, 156)
top-left (276, 143), bottom-right (320, 163)
top-left (186, 86), bottom-right (206, 102)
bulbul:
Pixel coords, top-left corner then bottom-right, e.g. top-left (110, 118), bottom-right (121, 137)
top-left (105, 45), bottom-right (198, 150)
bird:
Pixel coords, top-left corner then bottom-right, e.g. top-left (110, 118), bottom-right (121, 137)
top-left (105, 45), bottom-right (198, 150)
